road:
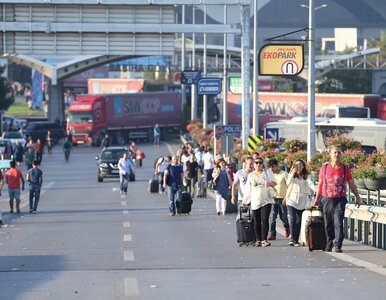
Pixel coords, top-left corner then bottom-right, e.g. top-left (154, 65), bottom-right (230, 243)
top-left (0, 141), bottom-right (385, 300)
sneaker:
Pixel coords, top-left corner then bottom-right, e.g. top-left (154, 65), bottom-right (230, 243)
top-left (255, 241), bottom-right (262, 247)
top-left (261, 240), bottom-right (271, 247)
top-left (32, 210), bottom-right (38, 214)
top-left (16, 209), bottom-right (20, 214)
top-left (0, 220), bottom-right (3, 225)
top-left (170, 212), bottom-right (175, 216)
top-left (294, 242), bottom-right (300, 247)
top-left (335, 248), bottom-right (343, 253)
top-left (217, 211), bottom-right (221, 216)
top-left (267, 235), bottom-right (276, 240)
top-left (30, 209), bottom-right (33, 213)
top-left (9, 210), bottom-right (14, 213)
top-left (325, 246), bottom-right (332, 252)
top-left (285, 228), bottom-right (290, 238)
top-left (289, 241), bottom-right (295, 246)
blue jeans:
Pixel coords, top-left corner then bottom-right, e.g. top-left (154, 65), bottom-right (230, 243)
top-left (204, 168), bottom-right (214, 183)
top-left (287, 205), bottom-right (304, 243)
top-left (167, 186), bottom-right (181, 214)
top-left (269, 198), bottom-right (290, 235)
top-left (158, 172), bottom-right (164, 193)
top-left (120, 173), bottom-right (129, 193)
top-left (29, 185), bottom-right (41, 211)
top-left (320, 196), bottom-right (347, 249)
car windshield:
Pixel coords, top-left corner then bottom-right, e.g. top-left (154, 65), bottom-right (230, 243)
top-left (68, 112), bottom-right (93, 124)
top-left (101, 149), bottom-right (127, 160)
top-left (3, 132), bottom-right (22, 139)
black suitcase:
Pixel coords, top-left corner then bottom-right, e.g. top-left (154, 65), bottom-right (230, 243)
top-left (129, 172), bottom-right (135, 182)
top-left (305, 215), bottom-right (327, 251)
top-left (236, 207), bottom-right (256, 246)
top-left (195, 180), bottom-right (207, 198)
top-left (148, 176), bottom-right (158, 193)
top-left (223, 195), bottom-right (238, 214)
top-left (177, 191), bottom-right (193, 214)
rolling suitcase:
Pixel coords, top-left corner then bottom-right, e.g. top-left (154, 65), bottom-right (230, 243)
top-left (195, 180), bottom-right (207, 198)
top-left (305, 209), bottom-right (327, 251)
top-left (236, 206), bottom-right (256, 246)
top-left (223, 195), bottom-right (238, 214)
top-left (177, 191), bottom-right (193, 214)
top-left (300, 208), bottom-right (322, 246)
top-left (148, 175), bottom-right (159, 193)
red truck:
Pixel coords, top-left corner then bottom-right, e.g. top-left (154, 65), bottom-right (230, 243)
top-left (226, 92), bottom-right (386, 129)
top-left (67, 92), bottom-right (181, 145)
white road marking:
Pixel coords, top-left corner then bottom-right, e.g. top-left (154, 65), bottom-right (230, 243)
top-left (18, 181), bottom-right (56, 210)
top-left (123, 222), bottom-right (131, 227)
top-left (276, 227), bottom-right (386, 277)
top-left (122, 210), bottom-right (129, 214)
top-left (124, 234), bottom-right (132, 242)
top-left (124, 277), bottom-right (140, 297)
top-left (121, 201), bottom-right (127, 206)
top-left (164, 142), bottom-right (175, 155)
top-left (124, 250), bottom-right (134, 261)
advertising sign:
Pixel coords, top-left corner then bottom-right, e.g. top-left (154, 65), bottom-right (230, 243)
top-left (229, 76), bottom-right (252, 94)
top-left (259, 44), bottom-right (304, 76)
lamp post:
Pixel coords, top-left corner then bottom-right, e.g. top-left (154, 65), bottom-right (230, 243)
top-left (301, 1), bottom-right (327, 162)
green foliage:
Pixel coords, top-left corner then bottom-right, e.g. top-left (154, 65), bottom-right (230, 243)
top-left (0, 70), bottom-right (15, 111)
top-left (325, 135), bottom-right (361, 149)
top-left (282, 138), bottom-right (307, 153)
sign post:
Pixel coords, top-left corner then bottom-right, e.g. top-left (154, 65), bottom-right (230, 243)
top-left (214, 125), bottom-right (241, 157)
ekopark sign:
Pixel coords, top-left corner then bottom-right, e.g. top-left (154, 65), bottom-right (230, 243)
top-left (258, 44), bottom-right (304, 76)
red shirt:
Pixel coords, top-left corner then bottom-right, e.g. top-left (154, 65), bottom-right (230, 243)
top-left (35, 143), bottom-right (43, 153)
top-left (318, 163), bottom-right (352, 198)
top-left (5, 168), bottom-right (23, 189)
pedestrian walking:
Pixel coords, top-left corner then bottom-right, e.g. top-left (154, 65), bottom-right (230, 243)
top-left (163, 155), bottom-right (183, 216)
top-left (155, 156), bottom-right (170, 194)
top-left (62, 137), bottom-right (72, 162)
top-left (46, 130), bottom-right (53, 155)
top-left (212, 159), bottom-right (233, 215)
top-left (184, 155), bottom-right (199, 197)
top-left (314, 146), bottom-right (361, 253)
top-left (34, 139), bottom-right (44, 165)
top-left (14, 140), bottom-right (24, 166)
top-left (5, 160), bottom-right (25, 214)
top-left (153, 123), bottom-right (161, 147)
top-left (101, 133), bottom-right (111, 148)
top-left (242, 157), bottom-right (277, 247)
top-left (283, 159), bottom-right (311, 247)
top-left (231, 157), bottom-right (254, 207)
top-left (25, 147), bottom-right (35, 170)
top-left (267, 159), bottom-right (290, 240)
top-left (26, 160), bottom-right (43, 213)
top-left (202, 147), bottom-right (215, 183)
top-left (118, 152), bottom-right (135, 195)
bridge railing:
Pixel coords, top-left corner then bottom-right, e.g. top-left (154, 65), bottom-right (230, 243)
top-left (345, 189), bottom-right (386, 250)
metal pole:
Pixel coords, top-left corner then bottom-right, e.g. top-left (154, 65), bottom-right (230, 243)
top-left (307, 0), bottom-right (316, 161)
top-left (241, 3), bottom-right (251, 150)
top-left (203, 4), bottom-right (208, 129)
top-left (181, 5), bottom-right (187, 109)
top-left (252, 0), bottom-right (259, 136)
top-left (223, 4), bottom-right (229, 156)
top-left (191, 5), bottom-right (197, 120)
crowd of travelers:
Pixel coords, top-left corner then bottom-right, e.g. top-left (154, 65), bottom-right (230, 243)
top-left (151, 141), bottom-right (360, 252)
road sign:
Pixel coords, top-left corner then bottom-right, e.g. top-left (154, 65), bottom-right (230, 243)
top-left (197, 78), bottom-right (222, 95)
top-left (265, 128), bottom-right (279, 142)
top-left (259, 44), bottom-right (304, 76)
top-left (229, 76), bottom-right (252, 94)
top-left (181, 70), bottom-right (201, 85)
top-left (215, 125), bottom-right (241, 140)
top-left (248, 135), bottom-right (263, 155)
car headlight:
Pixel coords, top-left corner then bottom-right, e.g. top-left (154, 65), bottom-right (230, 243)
top-left (99, 163), bottom-right (109, 168)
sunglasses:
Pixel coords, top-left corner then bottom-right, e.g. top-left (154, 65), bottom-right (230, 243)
top-left (254, 161), bottom-right (264, 165)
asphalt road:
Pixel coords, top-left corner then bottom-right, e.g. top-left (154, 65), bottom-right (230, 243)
top-left (0, 141), bottom-right (385, 300)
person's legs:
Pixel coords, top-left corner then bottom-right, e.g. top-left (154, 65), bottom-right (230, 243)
top-left (9, 190), bottom-right (15, 212)
top-left (321, 197), bottom-right (335, 250)
top-left (33, 187), bottom-right (41, 211)
top-left (252, 208), bottom-right (262, 242)
top-left (292, 208), bottom-right (304, 244)
top-left (278, 200), bottom-right (290, 229)
top-left (334, 197), bottom-right (347, 250)
top-left (287, 205), bottom-right (297, 244)
top-left (167, 186), bottom-right (176, 215)
top-left (29, 188), bottom-right (35, 211)
top-left (119, 173), bottom-right (124, 193)
top-left (122, 174), bottom-right (129, 193)
top-left (15, 190), bottom-right (21, 213)
top-left (215, 193), bottom-right (222, 214)
top-left (158, 172), bottom-right (164, 193)
top-left (268, 201), bottom-right (279, 238)
top-left (261, 204), bottom-right (272, 242)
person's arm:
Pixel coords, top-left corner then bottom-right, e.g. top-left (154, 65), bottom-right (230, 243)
top-left (231, 177), bottom-right (239, 204)
top-left (348, 179), bottom-right (361, 208)
top-left (241, 176), bottom-right (251, 206)
top-left (163, 170), bottom-right (169, 189)
top-left (21, 173), bottom-right (25, 191)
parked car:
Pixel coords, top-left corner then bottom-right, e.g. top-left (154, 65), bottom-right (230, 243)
top-left (2, 131), bottom-right (26, 148)
top-left (95, 146), bottom-right (128, 182)
top-left (2, 115), bottom-right (27, 131)
top-left (22, 122), bottom-right (65, 144)
top-left (0, 138), bottom-right (14, 159)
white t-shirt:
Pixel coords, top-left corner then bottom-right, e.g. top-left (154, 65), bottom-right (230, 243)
top-left (234, 169), bottom-right (250, 201)
top-left (203, 152), bottom-right (214, 170)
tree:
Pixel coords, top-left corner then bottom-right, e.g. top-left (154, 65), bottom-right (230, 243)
top-left (0, 67), bottom-right (15, 111)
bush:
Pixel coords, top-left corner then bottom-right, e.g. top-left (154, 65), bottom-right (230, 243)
top-left (325, 135), bottom-right (361, 149)
top-left (282, 139), bottom-right (307, 153)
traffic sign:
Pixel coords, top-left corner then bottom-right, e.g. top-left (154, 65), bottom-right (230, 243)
top-left (197, 78), bottom-right (222, 95)
top-left (215, 125), bottom-right (241, 140)
top-left (265, 128), bottom-right (279, 142)
top-left (181, 70), bottom-right (201, 85)
top-left (229, 76), bottom-right (252, 94)
top-left (248, 135), bottom-right (263, 155)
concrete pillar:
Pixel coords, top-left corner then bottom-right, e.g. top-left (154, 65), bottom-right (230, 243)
top-left (48, 81), bottom-right (64, 124)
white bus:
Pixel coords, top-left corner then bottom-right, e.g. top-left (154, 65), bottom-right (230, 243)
top-left (264, 117), bottom-right (386, 151)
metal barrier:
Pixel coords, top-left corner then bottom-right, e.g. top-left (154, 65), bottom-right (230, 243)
top-left (345, 189), bottom-right (386, 250)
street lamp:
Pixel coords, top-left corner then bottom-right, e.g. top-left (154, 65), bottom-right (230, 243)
top-left (301, 1), bottom-right (327, 162)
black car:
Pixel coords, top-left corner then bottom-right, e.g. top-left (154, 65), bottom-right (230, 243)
top-left (95, 146), bottom-right (129, 182)
top-left (22, 122), bottom-right (65, 144)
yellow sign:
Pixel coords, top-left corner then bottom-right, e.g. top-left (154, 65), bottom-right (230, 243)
top-left (259, 44), bottom-right (304, 76)
top-left (248, 135), bottom-right (263, 155)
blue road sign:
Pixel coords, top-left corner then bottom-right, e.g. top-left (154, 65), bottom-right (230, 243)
top-left (181, 70), bottom-right (201, 85)
top-left (197, 78), bottom-right (222, 95)
top-left (265, 128), bottom-right (279, 142)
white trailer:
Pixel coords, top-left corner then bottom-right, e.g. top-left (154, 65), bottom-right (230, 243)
top-left (264, 117), bottom-right (386, 151)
